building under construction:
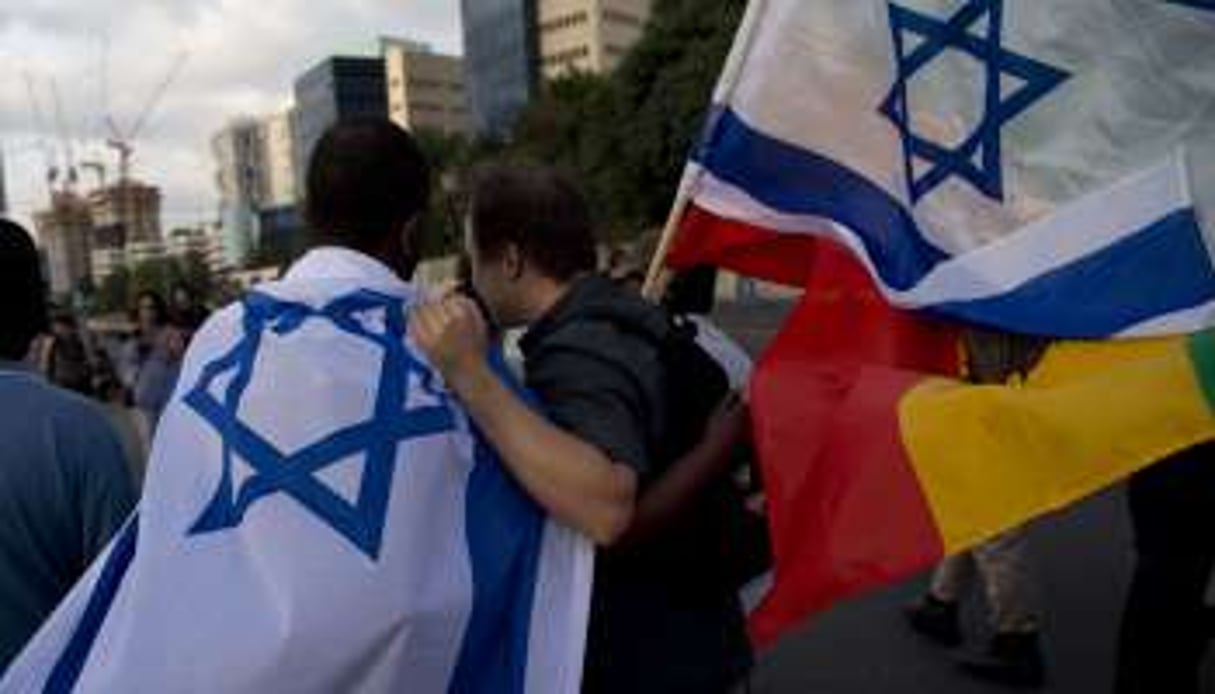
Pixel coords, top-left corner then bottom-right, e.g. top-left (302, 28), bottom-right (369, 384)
top-left (89, 180), bottom-right (162, 247)
top-left (34, 176), bottom-right (165, 290)
top-left (21, 50), bottom-right (184, 291)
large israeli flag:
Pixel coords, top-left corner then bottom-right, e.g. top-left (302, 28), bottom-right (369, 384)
top-left (684, 0), bottom-right (1215, 337)
top-left (1, 248), bottom-right (592, 693)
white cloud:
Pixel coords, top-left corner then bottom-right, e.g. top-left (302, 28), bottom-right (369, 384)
top-left (0, 0), bottom-right (461, 233)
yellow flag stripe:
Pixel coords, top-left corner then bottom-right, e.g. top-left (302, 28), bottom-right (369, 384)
top-left (899, 337), bottom-right (1215, 555)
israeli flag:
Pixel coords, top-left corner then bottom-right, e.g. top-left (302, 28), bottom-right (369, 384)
top-left (689, 0), bottom-right (1215, 337)
top-left (1, 248), bottom-right (592, 693)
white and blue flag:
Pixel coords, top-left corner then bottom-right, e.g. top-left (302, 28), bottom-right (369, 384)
top-left (682, 0), bottom-right (1215, 337)
top-left (1, 248), bottom-right (592, 693)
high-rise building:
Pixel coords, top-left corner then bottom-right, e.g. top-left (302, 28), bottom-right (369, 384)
top-left (258, 111), bottom-right (297, 209)
top-left (35, 192), bottom-right (94, 296)
top-left (292, 57), bottom-right (387, 190)
top-left (461, 0), bottom-right (539, 139)
top-left (382, 38), bottom-right (472, 137)
top-left (537, 0), bottom-right (652, 79)
top-left (214, 118), bottom-right (266, 205)
top-left (460, 0), bottom-right (651, 137)
top-left (213, 118), bottom-right (266, 266)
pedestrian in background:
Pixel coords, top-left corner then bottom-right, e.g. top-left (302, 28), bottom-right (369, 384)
top-left (121, 290), bottom-right (185, 444)
top-left (1115, 440), bottom-right (1215, 694)
top-left (905, 328), bottom-right (1053, 688)
top-left (169, 281), bottom-right (211, 335)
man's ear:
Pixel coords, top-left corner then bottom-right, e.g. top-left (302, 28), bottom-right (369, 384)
top-left (399, 216), bottom-right (420, 261)
top-left (505, 242), bottom-right (525, 281)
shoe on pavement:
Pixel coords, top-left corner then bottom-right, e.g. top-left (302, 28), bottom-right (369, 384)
top-left (957, 631), bottom-right (1046, 689)
top-left (904, 595), bottom-right (962, 648)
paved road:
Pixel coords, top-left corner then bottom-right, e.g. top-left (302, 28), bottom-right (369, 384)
top-left (711, 299), bottom-right (1214, 693)
top-left (749, 488), bottom-right (1213, 693)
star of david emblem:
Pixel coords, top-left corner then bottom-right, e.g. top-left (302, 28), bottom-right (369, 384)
top-left (182, 289), bottom-right (455, 560)
top-left (879, 0), bottom-right (1071, 204)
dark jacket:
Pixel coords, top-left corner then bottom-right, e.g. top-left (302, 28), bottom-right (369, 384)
top-left (521, 275), bottom-right (750, 694)
top-left (521, 275), bottom-right (668, 479)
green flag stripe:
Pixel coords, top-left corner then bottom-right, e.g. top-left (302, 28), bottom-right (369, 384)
top-left (1186, 329), bottom-right (1215, 412)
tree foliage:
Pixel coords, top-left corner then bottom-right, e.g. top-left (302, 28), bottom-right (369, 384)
top-left (503, 0), bottom-right (747, 240)
top-left (414, 128), bottom-right (481, 259)
top-left (91, 252), bottom-right (221, 316)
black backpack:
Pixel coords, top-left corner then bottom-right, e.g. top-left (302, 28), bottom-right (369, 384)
top-left (652, 315), bottom-right (731, 470)
top-left (645, 314), bottom-right (771, 592)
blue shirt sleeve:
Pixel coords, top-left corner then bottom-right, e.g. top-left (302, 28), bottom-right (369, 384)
top-left (57, 400), bottom-right (137, 563)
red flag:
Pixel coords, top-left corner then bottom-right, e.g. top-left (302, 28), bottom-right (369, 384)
top-left (669, 205), bottom-right (960, 646)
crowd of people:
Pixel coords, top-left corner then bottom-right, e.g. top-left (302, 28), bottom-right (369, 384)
top-left (0, 118), bottom-right (1210, 692)
top-left (23, 282), bottom-right (210, 474)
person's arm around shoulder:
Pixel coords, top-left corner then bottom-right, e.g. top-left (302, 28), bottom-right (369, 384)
top-left (619, 392), bottom-right (751, 546)
top-left (412, 295), bottom-right (637, 546)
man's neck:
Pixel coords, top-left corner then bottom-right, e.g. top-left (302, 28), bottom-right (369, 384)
top-left (315, 239), bottom-right (415, 282)
top-left (524, 275), bottom-right (578, 326)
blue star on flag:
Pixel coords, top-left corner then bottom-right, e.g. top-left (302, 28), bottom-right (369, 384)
top-left (879, 0), bottom-right (1071, 204)
top-left (183, 289), bottom-right (455, 561)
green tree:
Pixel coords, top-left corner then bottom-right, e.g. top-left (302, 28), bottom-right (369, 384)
top-left (94, 267), bottom-right (131, 316)
top-left (511, 73), bottom-right (636, 239)
top-left (130, 257), bottom-right (181, 302)
top-left (608, 0), bottom-right (747, 225)
top-left (415, 129), bottom-right (476, 259)
top-left (499, 0), bottom-right (747, 238)
top-left (180, 250), bottom-right (215, 302)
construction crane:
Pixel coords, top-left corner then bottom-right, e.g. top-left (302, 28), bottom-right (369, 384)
top-left (105, 51), bottom-right (189, 183)
top-left (22, 72), bottom-right (59, 199)
top-left (50, 78), bottom-right (79, 191)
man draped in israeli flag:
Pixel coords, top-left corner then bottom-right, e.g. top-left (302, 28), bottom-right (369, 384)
top-left (0, 121), bottom-right (592, 693)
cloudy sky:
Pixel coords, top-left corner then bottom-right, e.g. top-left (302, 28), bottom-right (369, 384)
top-left (0, 0), bottom-right (462, 233)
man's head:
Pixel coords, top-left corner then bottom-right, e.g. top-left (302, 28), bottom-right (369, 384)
top-left (305, 118), bottom-right (431, 279)
top-left (0, 219), bottom-right (48, 361)
top-left (134, 290), bottom-right (167, 332)
top-left (464, 165), bottom-right (597, 328)
top-left (50, 310), bottom-right (78, 339)
top-left (170, 282), bottom-right (195, 310)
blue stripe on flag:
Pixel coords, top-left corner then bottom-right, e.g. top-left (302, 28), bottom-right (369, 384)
top-left (1167, 1), bottom-right (1215, 10)
top-left (934, 208), bottom-right (1215, 337)
top-left (695, 107), bottom-right (950, 292)
top-left (449, 351), bottom-right (544, 694)
top-left (696, 107), bottom-right (1215, 336)
top-left (44, 515), bottom-right (139, 694)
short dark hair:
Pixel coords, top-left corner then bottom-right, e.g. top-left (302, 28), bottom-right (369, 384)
top-left (50, 310), bottom-right (78, 329)
top-left (132, 290), bottom-right (168, 326)
top-left (305, 118), bottom-right (431, 251)
top-left (0, 219), bottom-right (48, 360)
top-left (469, 165), bottom-right (598, 282)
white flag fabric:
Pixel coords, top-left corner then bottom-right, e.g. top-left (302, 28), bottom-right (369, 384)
top-left (1, 248), bottom-right (592, 693)
top-left (679, 0), bottom-right (1215, 337)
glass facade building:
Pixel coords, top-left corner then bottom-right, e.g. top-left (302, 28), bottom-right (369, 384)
top-left (461, 0), bottom-right (538, 139)
top-left (291, 57), bottom-right (387, 190)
